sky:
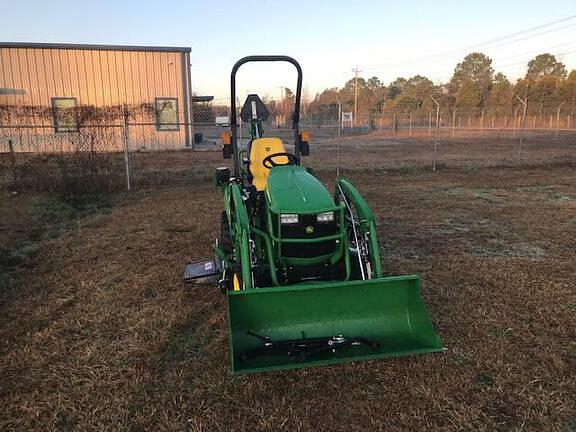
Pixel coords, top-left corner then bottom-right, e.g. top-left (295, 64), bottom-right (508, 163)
top-left (2, 0), bottom-right (576, 103)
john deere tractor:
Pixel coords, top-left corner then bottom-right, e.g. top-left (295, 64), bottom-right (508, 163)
top-left (185, 56), bottom-right (443, 374)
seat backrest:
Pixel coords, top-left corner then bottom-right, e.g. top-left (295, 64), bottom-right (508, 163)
top-left (249, 137), bottom-right (287, 191)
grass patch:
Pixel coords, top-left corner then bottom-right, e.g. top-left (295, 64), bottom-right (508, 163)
top-left (489, 327), bottom-right (513, 338)
top-left (31, 193), bottom-right (111, 229)
top-left (514, 185), bottom-right (555, 193)
top-left (157, 318), bottom-right (213, 375)
top-left (475, 372), bottom-right (495, 386)
top-left (552, 193), bottom-right (576, 202)
top-left (473, 189), bottom-right (504, 203)
top-left (0, 240), bottom-right (40, 268)
top-left (0, 193), bottom-right (113, 297)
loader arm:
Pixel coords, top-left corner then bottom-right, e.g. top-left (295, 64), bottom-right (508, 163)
top-left (335, 178), bottom-right (383, 278)
top-left (224, 183), bottom-right (253, 290)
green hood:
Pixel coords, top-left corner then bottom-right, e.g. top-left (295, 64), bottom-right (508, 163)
top-left (266, 166), bottom-right (335, 213)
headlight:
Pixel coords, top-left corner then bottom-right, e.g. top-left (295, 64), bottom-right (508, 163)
top-left (280, 214), bottom-right (299, 224)
top-left (316, 211), bottom-right (335, 223)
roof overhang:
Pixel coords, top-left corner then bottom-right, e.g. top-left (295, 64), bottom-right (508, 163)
top-left (191, 96), bottom-right (215, 103)
top-left (0, 42), bottom-right (191, 53)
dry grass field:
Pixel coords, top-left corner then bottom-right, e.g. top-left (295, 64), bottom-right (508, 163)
top-left (1, 138), bottom-right (575, 430)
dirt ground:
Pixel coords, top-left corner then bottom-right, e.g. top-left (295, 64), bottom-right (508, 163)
top-left (1, 162), bottom-right (575, 431)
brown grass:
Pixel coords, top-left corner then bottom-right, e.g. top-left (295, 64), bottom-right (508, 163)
top-left (0, 158), bottom-right (575, 430)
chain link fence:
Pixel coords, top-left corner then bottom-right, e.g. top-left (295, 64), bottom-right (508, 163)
top-left (1, 104), bottom-right (575, 193)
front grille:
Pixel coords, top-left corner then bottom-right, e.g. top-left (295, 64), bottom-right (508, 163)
top-left (280, 214), bottom-right (337, 238)
top-left (278, 214), bottom-right (338, 258)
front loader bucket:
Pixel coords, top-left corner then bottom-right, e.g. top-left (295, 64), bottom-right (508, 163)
top-left (227, 275), bottom-right (443, 374)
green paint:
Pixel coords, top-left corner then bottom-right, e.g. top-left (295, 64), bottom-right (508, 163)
top-left (266, 166), bottom-right (335, 214)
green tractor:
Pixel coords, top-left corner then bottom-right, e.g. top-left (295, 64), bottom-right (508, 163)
top-left (185, 56), bottom-right (443, 374)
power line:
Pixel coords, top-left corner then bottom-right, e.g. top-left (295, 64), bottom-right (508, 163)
top-left (491, 40), bottom-right (576, 62)
top-left (336, 44), bottom-right (576, 88)
top-left (476, 22), bottom-right (576, 52)
top-left (428, 47), bottom-right (576, 82)
top-left (362, 15), bottom-right (576, 71)
top-left (446, 14), bottom-right (576, 53)
top-left (363, 43), bottom-right (576, 83)
top-left (363, 22), bottom-right (576, 73)
top-left (495, 48), bottom-right (576, 69)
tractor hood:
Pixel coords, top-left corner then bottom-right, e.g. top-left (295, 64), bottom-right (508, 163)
top-left (266, 166), bottom-right (336, 213)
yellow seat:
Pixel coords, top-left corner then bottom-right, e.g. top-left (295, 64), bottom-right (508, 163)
top-left (249, 137), bottom-right (287, 191)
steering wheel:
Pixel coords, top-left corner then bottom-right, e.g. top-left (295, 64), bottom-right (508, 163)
top-left (262, 152), bottom-right (299, 169)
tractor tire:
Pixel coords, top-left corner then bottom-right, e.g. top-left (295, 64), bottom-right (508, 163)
top-left (220, 212), bottom-right (233, 254)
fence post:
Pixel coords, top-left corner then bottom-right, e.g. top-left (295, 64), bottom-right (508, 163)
top-left (430, 96), bottom-right (440, 173)
top-left (122, 107), bottom-right (132, 191)
top-left (451, 109), bottom-right (457, 140)
top-left (515, 96), bottom-right (527, 166)
top-left (393, 113), bottom-right (397, 135)
top-left (8, 139), bottom-right (17, 186)
top-left (409, 112), bottom-right (413, 137)
top-left (556, 101), bottom-right (565, 143)
top-left (428, 111), bottom-right (432, 136)
top-left (480, 110), bottom-right (484, 135)
top-left (513, 108), bottom-right (518, 137)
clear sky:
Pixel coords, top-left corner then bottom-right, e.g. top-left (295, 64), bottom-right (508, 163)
top-left (2, 0), bottom-right (575, 103)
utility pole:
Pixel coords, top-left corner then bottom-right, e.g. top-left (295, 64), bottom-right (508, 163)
top-left (352, 67), bottom-right (361, 127)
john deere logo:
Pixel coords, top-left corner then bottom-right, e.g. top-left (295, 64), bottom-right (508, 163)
top-left (306, 226), bottom-right (314, 234)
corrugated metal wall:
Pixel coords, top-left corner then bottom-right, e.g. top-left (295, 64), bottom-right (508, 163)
top-left (0, 45), bottom-right (193, 151)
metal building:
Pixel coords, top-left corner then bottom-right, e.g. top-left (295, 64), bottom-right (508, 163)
top-left (0, 42), bottom-right (194, 151)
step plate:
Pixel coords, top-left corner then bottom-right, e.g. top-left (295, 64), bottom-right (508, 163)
top-left (184, 259), bottom-right (220, 283)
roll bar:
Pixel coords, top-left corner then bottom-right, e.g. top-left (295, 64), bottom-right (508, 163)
top-left (230, 55), bottom-right (303, 179)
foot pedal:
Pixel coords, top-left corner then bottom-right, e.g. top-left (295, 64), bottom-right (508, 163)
top-left (184, 259), bottom-right (220, 283)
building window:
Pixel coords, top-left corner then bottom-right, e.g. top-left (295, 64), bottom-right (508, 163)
top-left (51, 98), bottom-right (78, 132)
top-left (155, 98), bottom-right (179, 131)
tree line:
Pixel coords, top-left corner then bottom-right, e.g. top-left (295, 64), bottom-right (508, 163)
top-left (308, 53), bottom-right (576, 123)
